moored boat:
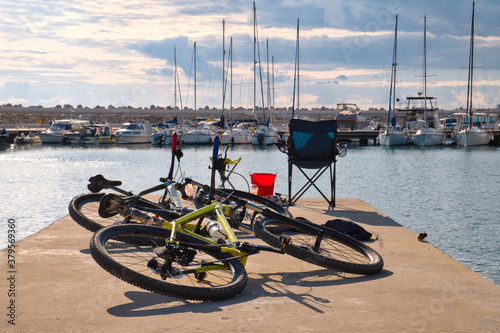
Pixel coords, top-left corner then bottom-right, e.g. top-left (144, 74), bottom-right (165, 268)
top-left (76, 125), bottom-right (116, 145)
top-left (38, 117), bottom-right (92, 143)
top-left (452, 2), bottom-right (491, 147)
top-left (377, 15), bottom-right (410, 146)
top-left (114, 121), bottom-right (152, 144)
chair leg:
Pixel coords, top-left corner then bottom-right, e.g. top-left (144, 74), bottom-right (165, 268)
top-left (291, 165), bottom-right (333, 207)
top-left (288, 158), bottom-right (293, 205)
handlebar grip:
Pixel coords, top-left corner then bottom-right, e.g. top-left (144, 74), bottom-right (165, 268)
top-left (212, 136), bottom-right (220, 160)
top-left (172, 132), bottom-right (177, 152)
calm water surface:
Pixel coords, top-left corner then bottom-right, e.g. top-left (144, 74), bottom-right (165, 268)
top-left (1, 143), bottom-right (499, 285)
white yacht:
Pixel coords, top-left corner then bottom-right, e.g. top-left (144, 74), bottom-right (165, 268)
top-left (38, 117), bottom-right (92, 143)
top-left (114, 121), bottom-right (152, 144)
top-left (220, 122), bottom-right (252, 145)
top-left (251, 125), bottom-right (278, 146)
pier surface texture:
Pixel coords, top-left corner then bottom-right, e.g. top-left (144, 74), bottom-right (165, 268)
top-left (1, 198), bottom-right (499, 332)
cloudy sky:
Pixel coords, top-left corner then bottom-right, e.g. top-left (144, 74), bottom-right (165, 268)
top-left (1, 0), bottom-right (499, 111)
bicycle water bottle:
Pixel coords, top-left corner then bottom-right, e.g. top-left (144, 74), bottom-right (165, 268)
top-left (250, 184), bottom-right (259, 195)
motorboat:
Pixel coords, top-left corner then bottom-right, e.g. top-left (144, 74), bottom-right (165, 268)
top-left (251, 125), bottom-right (278, 145)
top-left (114, 121), bottom-right (152, 144)
top-left (75, 125), bottom-right (116, 145)
top-left (151, 126), bottom-right (182, 145)
top-left (14, 132), bottom-right (42, 144)
top-left (38, 117), bottom-right (92, 143)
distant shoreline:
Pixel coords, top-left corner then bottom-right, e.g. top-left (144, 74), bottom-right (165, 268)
top-left (1, 105), bottom-right (499, 127)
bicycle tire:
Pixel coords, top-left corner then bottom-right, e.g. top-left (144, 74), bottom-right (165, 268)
top-left (90, 224), bottom-right (247, 301)
top-left (252, 216), bottom-right (384, 275)
top-left (69, 193), bottom-right (181, 233)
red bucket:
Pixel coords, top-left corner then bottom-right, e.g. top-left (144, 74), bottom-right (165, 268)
top-left (249, 173), bottom-right (276, 197)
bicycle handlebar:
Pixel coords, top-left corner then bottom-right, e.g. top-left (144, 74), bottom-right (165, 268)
top-left (172, 132), bottom-right (177, 152)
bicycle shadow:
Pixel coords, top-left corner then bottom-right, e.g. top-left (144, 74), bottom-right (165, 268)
top-left (106, 268), bottom-right (392, 317)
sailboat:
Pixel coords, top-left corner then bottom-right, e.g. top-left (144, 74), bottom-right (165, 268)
top-left (251, 2), bottom-right (278, 146)
top-left (378, 15), bottom-right (410, 146)
top-left (452, 1), bottom-right (492, 146)
top-left (152, 47), bottom-right (184, 146)
top-left (411, 16), bottom-right (446, 146)
top-left (219, 25), bottom-right (252, 144)
top-left (182, 42), bottom-right (214, 145)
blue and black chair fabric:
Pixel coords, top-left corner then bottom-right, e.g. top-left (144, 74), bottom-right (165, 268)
top-left (286, 119), bottom-right (339, 207)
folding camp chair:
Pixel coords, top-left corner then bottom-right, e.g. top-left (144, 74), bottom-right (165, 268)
top-left (283, 119), bottom-right (345, 208)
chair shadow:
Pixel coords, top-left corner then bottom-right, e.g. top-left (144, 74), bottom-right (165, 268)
top-left (106, 268), bottom-right (393, 317)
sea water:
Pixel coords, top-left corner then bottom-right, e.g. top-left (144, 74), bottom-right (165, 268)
top-left (1, 143), bottom-right (499, 285)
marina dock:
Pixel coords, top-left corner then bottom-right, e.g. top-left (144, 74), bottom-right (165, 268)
top-left (2, 198), bottom-right (499, 332)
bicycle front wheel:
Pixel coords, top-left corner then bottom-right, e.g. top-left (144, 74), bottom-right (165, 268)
top-left (90, 224), bottom-right (248, 301)
top-left (253, 216), bottom-right (383, 275)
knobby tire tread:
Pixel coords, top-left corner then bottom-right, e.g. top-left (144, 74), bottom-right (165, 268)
top-left (90, 224), bottom-right (247, 301)
top-left (253, 216), bottom-right (383, 275)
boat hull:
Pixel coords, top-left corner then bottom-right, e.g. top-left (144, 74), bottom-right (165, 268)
top-left (182, 133), bottom-right (211, 145)
top-left (38, 132), bottom-right (64, 143)
top-left (378, 131), bottom-right (409, 146)
top-left (115, 134), bottom-right (151, 144)
top-left (411, 129), bottom-right (445, 146)
top-left (452, 128), bottom-right (491, 146)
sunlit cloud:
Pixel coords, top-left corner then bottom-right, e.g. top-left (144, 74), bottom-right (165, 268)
top-left (1, 0), bottom-right (499, 110)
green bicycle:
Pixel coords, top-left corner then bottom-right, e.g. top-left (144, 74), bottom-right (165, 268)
top-left (88, 137), bottom-right (384, 301)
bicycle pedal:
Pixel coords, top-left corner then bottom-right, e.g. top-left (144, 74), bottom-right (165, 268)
top-left (279, 235), bottom-right (291, 246)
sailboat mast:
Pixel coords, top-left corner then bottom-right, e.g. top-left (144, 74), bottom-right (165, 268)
top-left (297, 18), bottom-right (300, 114)
top-left (266, 39), bottom-right (272, 123)
top-left (230, 36), bottom-right (233, 123)
top-left (466, 1), bottom-right (475, 130)
top-left (222, 19), bottom-right (225, 121)
top-left (272, 55), bottom-right (275, 109)
top-left (194, 41), bottom-right (197, 130)
top-left (174, 46), bottom-right (177, 110)
top-left (387, 15), bottom-right (398, 129)
top-left (292, 18), bottom-right (299, 119)
top-left (253, 1), bottom-right (256, 115)
top-left (424, 16), bottom-right (428, 128)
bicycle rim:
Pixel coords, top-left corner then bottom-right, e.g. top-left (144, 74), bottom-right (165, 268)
top-left (90, 224), bottom-right (248, 301)
top-left (253, 217), bottom-right (383, 275)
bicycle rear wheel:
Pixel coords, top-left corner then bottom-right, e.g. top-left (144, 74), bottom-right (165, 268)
top-left (69, 193), bottom-right (180, 232)
top-left (253, 216), bottom-right (383, 275)
top-left (90, 224), bottom-right (248, 301)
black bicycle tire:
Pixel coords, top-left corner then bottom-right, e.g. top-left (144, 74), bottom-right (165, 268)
top-left (69, 193), bottom-right (180, 233)
top-left (194, 188), bottom-right (292, 218)
top-left (90, 224), bottom-right (248, 301)
top-left (252, 216), bottom-right (383, 275)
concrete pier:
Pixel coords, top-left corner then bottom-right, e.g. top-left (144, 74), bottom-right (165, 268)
top-left (1, 198), bottom-right (499, 332)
